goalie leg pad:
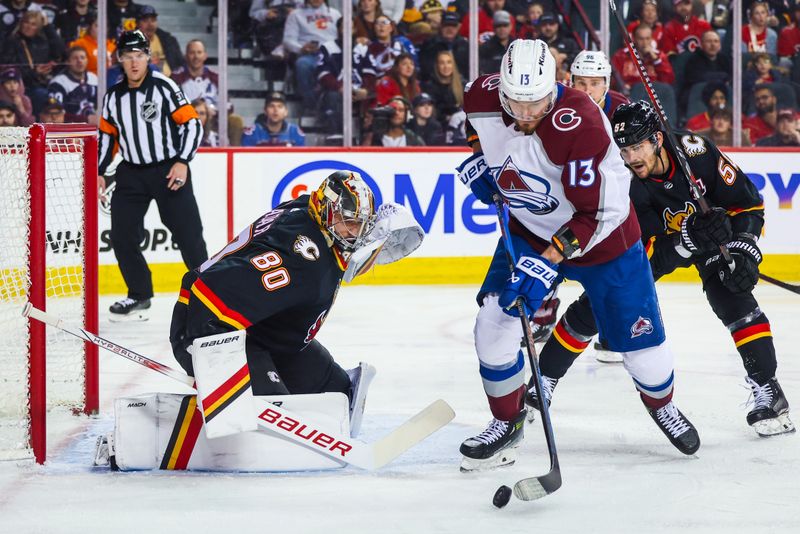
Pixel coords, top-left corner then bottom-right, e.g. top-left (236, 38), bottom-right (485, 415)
top-left (192, 330), bottom-right (258, 439)
top-left (111, 392), bottom-right (350, 471)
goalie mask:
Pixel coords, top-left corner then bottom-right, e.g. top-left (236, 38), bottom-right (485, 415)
top-left (311, 171), bottom-right (376, 254)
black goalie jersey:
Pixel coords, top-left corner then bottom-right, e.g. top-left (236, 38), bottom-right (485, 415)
top-left (630, 130), bottom-right (765, 280)
top-left (170, 195), bottom-right (346, 373)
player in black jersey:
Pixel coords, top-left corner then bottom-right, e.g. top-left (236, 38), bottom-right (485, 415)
top-left (526, 101), bottom-right (794, 437)
top-left (168, 171), bottom-right (377, 414)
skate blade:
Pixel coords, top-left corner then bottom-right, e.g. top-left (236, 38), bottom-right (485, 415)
top-left (348, 362), bottom-right (376, 438)
top-left (752, 413), bottom-right (796, 437)
top-left (460, 447), bottom-right (518, 473)
top-left (108, 311), bottom-right (150, 323)
top-left (595, 350), bottom-right (623, 363)
top-left (93, 434), bottom-right (114, 467)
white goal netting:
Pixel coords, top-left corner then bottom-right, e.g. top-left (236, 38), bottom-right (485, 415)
top-left (0, 127), bottom-right (90, 459)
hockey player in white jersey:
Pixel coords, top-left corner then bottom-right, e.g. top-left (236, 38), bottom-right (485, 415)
top-left (456, 39), bottom-right (700, 471)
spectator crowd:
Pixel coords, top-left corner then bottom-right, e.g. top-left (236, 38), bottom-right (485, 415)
top-left (1, 0), bottom-right (798, 148)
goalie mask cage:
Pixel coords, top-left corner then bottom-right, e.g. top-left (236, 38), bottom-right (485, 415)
top-left (0, 124), bottom-right (98, 464)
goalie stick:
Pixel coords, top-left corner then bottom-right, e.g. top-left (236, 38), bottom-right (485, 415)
top-left (22, 303), bottom-right (455, 470)
top-left (493, 197), bottom-right (562, 502)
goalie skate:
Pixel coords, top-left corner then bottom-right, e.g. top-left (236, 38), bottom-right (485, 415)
top-left (93, 434), bottom-right (117, 470)
top-left (745, 377), bottom-right (795, 437)
top-left (459, 411), bottom-right (525, 472)
top-left (346, 362), bottom-right (376, 438)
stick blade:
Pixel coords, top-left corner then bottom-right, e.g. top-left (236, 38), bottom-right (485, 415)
top-left (371, 399), bottom-right (455, 468)
top-left (513, 468), bottom-right (562, 501)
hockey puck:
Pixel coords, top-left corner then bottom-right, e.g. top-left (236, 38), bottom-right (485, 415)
top-left (493, 485), bottom-right (513, 508)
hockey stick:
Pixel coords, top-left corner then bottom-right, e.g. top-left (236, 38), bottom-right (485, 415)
top-left (492, 196), bottom-right (562, 502)
top-left (22, 303), bottom-right (455, 470)
top-left (758, 274), bottom-right (800, 295)
top-left (608, 0), bottom-right (736, 270)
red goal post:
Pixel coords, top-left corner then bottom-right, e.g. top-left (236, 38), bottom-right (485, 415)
top-left (0, 124), bottom-right (98, 464)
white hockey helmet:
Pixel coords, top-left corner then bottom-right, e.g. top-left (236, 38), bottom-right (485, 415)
top-left (570, 50), bottom-right (612, 95)
top-left (499, 39), bottom-right (558, 121)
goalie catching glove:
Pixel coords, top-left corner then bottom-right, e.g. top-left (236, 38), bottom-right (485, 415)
top-left (498, 254), bottom-right (559, 317)
top-left (343, 202), bottom-right (425, 282)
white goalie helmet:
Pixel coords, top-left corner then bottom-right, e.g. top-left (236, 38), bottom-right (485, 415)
top-left (499, 39), bottom-right (558, 121)
top-left (570, 50), bottom-right (612, 94)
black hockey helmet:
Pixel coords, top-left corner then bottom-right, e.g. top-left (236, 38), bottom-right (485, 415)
top-left (611, 101), bottom-right (661, 148)
top-left (310, 171), bottom-right (376, 253)
top-left (116, 29), bottom-right (150, 57)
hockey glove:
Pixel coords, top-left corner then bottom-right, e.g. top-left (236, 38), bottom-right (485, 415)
top-left (499, 254), bottom-right (559, 317)
top-left (713, 235), bottom-right (762, 294)
top-left (679, 207), bottom-right (732, 255)
top-left (456, 152), bottom-right (497, 205)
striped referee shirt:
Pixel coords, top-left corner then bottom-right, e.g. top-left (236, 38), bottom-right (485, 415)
top-left (98, 69), bottom-right (203, 175)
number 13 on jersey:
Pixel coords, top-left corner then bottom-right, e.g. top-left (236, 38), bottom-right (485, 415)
top-left (567, 159), bottom-right (596, 187)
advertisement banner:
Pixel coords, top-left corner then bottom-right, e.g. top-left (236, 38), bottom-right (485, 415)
top-left (98, 148), bottom-right (799, 294)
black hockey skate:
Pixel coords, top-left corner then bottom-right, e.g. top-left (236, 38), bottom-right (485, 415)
top-left (109, 297), bottom-right (151, 322)
top-left (745, 377), bottom-right (795, 437)
top-left (524, 375), bottom-right (558, 423)
top-left (646, 401), bottom-right (700, 455)
top-left (460, 410), bottom-right (526, 472)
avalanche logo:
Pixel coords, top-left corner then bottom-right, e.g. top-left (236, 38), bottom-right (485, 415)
top-left (630, 316), bottom-right (654, 338)
top-left (482, 74), bottom-right (501, 92)
top-left (304, 310), bottom-right (328, 344)
top-left (495, 156), bottom-right (559, 214)
top-left (551, 108), bottom-right (581, 132)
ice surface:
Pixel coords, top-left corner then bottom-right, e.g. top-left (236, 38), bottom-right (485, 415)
top-left (0, 283), bottom-right (797, 533)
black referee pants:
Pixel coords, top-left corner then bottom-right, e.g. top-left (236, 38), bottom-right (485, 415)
top-left (110, 159), bottom-right (208, 300)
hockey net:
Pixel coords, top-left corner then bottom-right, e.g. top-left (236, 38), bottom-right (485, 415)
top-left (0, 125), bottom-right (98, 463)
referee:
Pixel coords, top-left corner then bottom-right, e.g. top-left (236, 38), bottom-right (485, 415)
top-left (98, 29), bottom-right (208, 321)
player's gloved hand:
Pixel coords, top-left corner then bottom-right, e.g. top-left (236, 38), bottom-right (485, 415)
top-left (498, 254), bottom-right (559, 317)
top-left (712, 235), bottom-right (762, 294)
top-left (456, 152), bottom-right (497, 205)
top-left (679, 207), bottom-right (732, 255)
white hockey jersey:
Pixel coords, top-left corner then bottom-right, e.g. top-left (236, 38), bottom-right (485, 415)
top-left (464, 76), bottom-right (641, 265)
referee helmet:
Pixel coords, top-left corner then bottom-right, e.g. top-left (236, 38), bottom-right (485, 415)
top-left (116, 29), bottom-right (150, 58)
